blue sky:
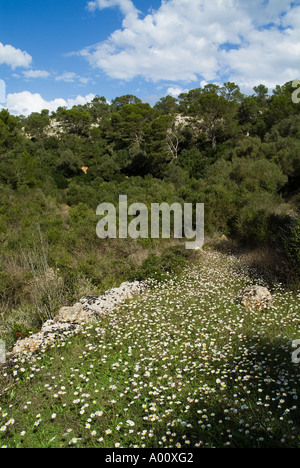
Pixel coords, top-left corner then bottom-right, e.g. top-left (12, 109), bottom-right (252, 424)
top-left (0, 0), bottom-right (299, 115)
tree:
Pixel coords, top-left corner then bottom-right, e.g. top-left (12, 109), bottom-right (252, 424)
top-left (57, 149), bottom-right (82, 176)
top-left (144, 114), bottom-right (180, 171)
top-left (57, 108), bottom-right (92, 135)
top-left (190, 94), bottom-right (238, 149)
top-left (25, 109), bottom-right (50, 139)
top-left (238, 96), bottom-right (267, 137)
top-left (265, 94), bottom-right (296, 129)
top-left (154, 96), bottom-right (179, 115)
top-left (0, 109), bottom-right (24, 154)
top-left (239, 97), bottom-right (260, 126)
top-left (178, 88), bottom-right (203, 113)
top-left (110, 103), bottom-right (157, 149)
top-left (88, 96), bottom-right (110, 120)
top-left (111, 95), bottom-right (142, 111)
top-left (220, 82), bottom-right (244, 103)
top-left (202, 84), bottom-right (220, 95)
top-left (176, 148), bottom-right (210, 179)
top-left (14, 151), bottom-right (38, 188)
top-left (253, 84), bottom-right (269, 103)
top-left (272, 81), bottom-right (295, 97)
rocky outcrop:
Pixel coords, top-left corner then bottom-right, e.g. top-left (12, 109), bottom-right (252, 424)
top-left (54, 302), bottom-right (89, 324)
top-left (11, 321), bottom-right (84, 356)
top-left (54, 281), bottom-right (147, 323)
top-left (237, 285), bottom-right (273, 311)
top-left (10, 280), bottom-right (148, 360)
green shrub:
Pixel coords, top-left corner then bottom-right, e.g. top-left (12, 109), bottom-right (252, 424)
top-left (11, 323), bottom-right (36, 341)
top-left (132, 246), bottom-right (189, 282)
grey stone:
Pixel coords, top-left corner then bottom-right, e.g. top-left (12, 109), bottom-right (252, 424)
top-left (237, 286), bottom-right (273, 310)
top-left (10, 280), bottom-right (148, 360)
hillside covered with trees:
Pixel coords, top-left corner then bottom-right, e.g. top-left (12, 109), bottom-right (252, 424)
top-left (0, 80), bottom-right (299, 346)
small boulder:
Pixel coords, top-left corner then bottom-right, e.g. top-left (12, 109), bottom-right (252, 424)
top-left (237, 286), bottom-right (272, 311)
top-left (54, 303), bottom-right (100, 323)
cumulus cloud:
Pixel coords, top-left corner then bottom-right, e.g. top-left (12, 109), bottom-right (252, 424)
top-left (23, 69), bottom-right (51, 79)
top-left (167, 86), bottom-right (189, 97)
top-left (55, 72), bottom-right (91, 85)
top-left (87, 0), bottom-right (139, 17)
top-left (0, 42), bottom-right (32, 69)
top-left (80, 0), bottom-right (300, 91)
top-left (221, 4), bottom-right (300, 91)
top-left (6, 91), bottom-right (95, 116)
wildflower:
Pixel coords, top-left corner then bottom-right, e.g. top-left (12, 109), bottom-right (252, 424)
top-left (69, 438), bottom-right (79, 445)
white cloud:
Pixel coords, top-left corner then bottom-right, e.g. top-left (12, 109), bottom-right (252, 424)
top-left (65, 94), bottom-right (96, 108)
top-left (0, 42), bottom-right (32, 69)
top-left (167, 86), bottom-right (189, 97)
top-left (6, 91), bottom-right (95, 116)
top-left (221, 5), bottom-right (300, 92)
top-left (23, 69), bottom-right (51, 79)
top-left (55, 72), bottom-right (91, 85)
top-left (87, 0), bottom-right (139, 17)
top-left (81, 0), bottom-right (300, 91)
top-left (55, 72), bottom-right (77, 82)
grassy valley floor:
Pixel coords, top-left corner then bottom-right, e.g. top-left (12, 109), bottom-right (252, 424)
top-left (0, 250), bottom-right (299, 448)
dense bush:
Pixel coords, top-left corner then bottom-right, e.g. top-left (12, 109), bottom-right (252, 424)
top-left (132, 246), bottom-right (191, 282)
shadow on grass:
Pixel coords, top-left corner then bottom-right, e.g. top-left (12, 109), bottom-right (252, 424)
top-left (155, 335), bottom-right (300, 448)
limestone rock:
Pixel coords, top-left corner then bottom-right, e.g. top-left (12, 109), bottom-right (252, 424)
top-left (54, 302), bottom-right (99, 323)
top-left (237, 286), bottom-right (272, 310)
top-left (10, 280), bottom-right (148, 361)
top-left (12, 320), bottom-right (83, 356)
top-left (79, 281), bottom-right (148, 317)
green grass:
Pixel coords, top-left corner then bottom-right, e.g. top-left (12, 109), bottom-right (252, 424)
top-left (0, 250), bottom-right (299, 448)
